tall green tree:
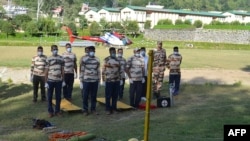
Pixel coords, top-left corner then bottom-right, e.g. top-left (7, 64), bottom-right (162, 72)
top-left (89, 21), bottom-right (101, 36)
top-left (110, 22), bottom-right (123, 32)
top-left (1, 21), bottom-right (15, 38)
top-left (37, 18), bottom-right (57, 34)
top-left (68, 22), bottom-right (77, 35)
top-left (12, 14), bottom-right (32, 30)
top-left (24, 21), bottom-right (39, 35)
top-left (79, 16), bottom-right (88, 30)
top-left (99, 18), bottom-right (110, 30)
top-left (123, 20), bottom-right (139, 37)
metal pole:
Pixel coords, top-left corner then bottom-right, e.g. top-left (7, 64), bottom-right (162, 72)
top-left (37, 0), bottom-right (43, 21)
top-left (143, 50), bottom-right (153, 141)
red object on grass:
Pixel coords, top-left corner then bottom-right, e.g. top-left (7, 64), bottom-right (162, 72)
top-left (138, 103), bottom-right (157, 110)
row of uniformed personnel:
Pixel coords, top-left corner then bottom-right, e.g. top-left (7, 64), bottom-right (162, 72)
top-left (30, 41), bottom-right (182, 117)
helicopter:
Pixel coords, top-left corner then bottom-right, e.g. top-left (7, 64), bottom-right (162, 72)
top-left (65, 27), bottom-right (132, 48)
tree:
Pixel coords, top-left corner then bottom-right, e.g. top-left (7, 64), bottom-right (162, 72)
top-left (1, 22), bottom-right (15, 38)
top-left (99, 18), bottom-right (110, 30)
top-left (123, 20), bottom-right (139, 37)
top-left (0, 20), bottom-right (6, 31)
top-left (144, 20), bottom-right (151, 29)
top-left (37, 18), bottom-right (57, 35)
top-left (60, 0), bottom-right (81, 22)
top-left (24, 21), bottom-right (39, 35)
top-left (110, 22), bottom-right (124, 33)
top-left (79, 16), bottom-right (88, 30)
top-left (68, 22), bottom-right (77, 35)
top-left (12, 15), bottom-right (32, 30)
top-left (106, 0), bottom-right (113, 7)
top-left (89, 21), bottom-right (101, 36)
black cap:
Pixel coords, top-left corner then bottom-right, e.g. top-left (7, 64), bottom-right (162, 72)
top-left (140, 47), bottom-right (145, 50)
top-left (65, 43), bottom-right (71, 47)
top-left (109, 47), bottom-right (116, 52)
top-left (88, 46), bottom-right (95, 51)
top-left (173, 46), bottom-right (178, 51)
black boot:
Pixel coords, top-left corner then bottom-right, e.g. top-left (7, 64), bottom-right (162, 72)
top-left (155, 92), bottom-right (160, 99)
top-left (158, 92), bottom-right (161, 98)
top-left (153, 92), bottom-right (160, 99)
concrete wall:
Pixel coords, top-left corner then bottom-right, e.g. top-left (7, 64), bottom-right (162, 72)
top-left (144, 29), bottom-right (250, 44)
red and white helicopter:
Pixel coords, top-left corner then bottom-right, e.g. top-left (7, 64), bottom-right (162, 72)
top-left (65, 27), bottom-right (133, 48)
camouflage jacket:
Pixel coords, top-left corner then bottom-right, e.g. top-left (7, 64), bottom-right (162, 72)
top-left (102, 56), bottom-right (122, 82)
top-left (79, 56), bottom-right (100, 82)
top-left (126, 55), bottom-right (144, 81)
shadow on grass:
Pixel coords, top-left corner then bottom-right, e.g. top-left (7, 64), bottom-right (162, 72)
top-left (164, 75), bottom-right (235, 85)
top-left (1, 78), bottom-right (250, 141)
top-left (159, 79), bottom-right (250, 141)
top-left (0, 82), bottom-right (32, 100)
top-left (241, 65), bottom-right (250, 72)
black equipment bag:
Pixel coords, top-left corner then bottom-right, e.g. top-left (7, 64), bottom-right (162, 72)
top-left (157, 96), bottom-right (171, 108)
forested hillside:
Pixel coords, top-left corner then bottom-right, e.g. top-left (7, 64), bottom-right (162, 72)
top-left (10, 0), bottom-right (250, 12)
top-left (1, 0), bottom-right (250, 24)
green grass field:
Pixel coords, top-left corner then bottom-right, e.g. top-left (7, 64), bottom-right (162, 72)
top-left (1, 82), bottom-right (250, 141)
top-left (1, 41), bottom-right (250, 141)
top-left (0, 46), bottom-right (249, 70)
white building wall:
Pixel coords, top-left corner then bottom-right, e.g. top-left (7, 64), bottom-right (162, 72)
top-left (244, 16), bottom-right (250, 23)
top-left (98, 9), bottom-right (120, 22)
top-left (85, 10), bottom-right (100, 22)
top-left (121, 7), bottom-right (136, 21)
top-left (149, 12), bottom-right (179, 27)
top-left (222, 12), bottom-right (250, 24)
top-left (223, 12), bottom-right (237, 23)
top-left (186, 15), bottom-right (213, 24)
top-left (81, 6), bottom-right (250, 30)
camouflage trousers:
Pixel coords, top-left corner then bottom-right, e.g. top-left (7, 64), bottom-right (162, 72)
top-left (152, 66), bottom-right (165, 93)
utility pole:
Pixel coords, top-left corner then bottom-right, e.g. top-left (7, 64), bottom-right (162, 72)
top-left (37, 0), bottom-right (43, 21)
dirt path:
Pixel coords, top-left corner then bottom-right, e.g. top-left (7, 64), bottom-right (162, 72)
top-left (0, 67), bottom-right (249, 85)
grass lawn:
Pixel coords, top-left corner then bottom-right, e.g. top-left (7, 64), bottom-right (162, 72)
top-left (0, 43), bottom-right (250, 141)
top-left (0, 46), bottom-right (249, 70)
top-left (1, 82), bottom-right (250, 141)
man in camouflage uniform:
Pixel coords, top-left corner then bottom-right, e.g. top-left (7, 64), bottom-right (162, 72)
top-left (62, 43), bottom-right (77, 101)
top-left (116, 48), bottom-right (127, 100)
top-left (79, 47), bottom-right (89, 75)
top-left (30, 46), bottom-right (47, 102)
top-left (45, 45), bottom-right (65, 118)
top-left (153, 41), bottom-right (167, 98)
top-left (166, 46), bottom-right (182, 96)
top-left (126, 48), bottom-right (145, 108)
top-left (79, 46), bottom-right (100, 116)
top-left (102, 47), bottom-right (123, 115)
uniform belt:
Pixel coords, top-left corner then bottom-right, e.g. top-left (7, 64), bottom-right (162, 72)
top-left (34, 71), bottom-right (44, 75)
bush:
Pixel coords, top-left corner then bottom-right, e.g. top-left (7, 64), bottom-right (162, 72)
top-left (144, 20), bottom-right (151, 29)
top-left (210, 20), bottom-right (222, 25)
top-left (175, 19), bottom-right (183, 25)
top-left (157, 19), bottom-right (173, 25)
top-left (230, 21), bottom-right (241, 25)
top-left (184, 20), bottom-right (192, 25)
top-left (193, 20), bottom-right (203, 28)
top-left (246, 22), bottom-right (250, 26)
top-left (14, 32), bottom-right (26, 38)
